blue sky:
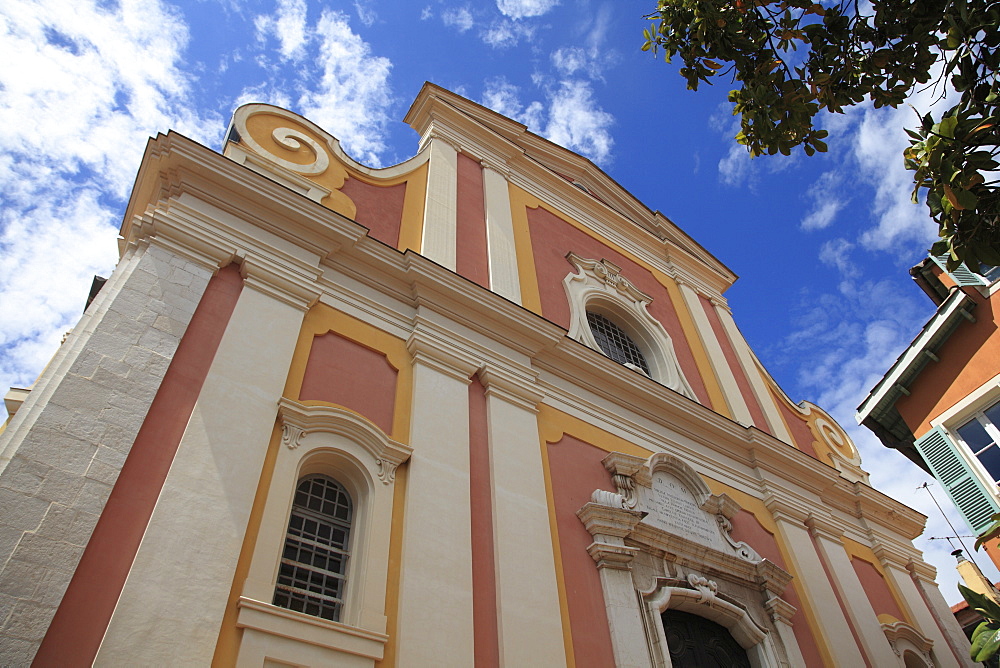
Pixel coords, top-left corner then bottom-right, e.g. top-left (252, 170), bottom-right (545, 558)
top-left (0, 0), bottom-right (990, 601)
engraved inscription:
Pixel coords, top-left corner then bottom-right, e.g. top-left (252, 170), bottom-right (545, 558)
top-left (645, 471), bottom-right (722, 548)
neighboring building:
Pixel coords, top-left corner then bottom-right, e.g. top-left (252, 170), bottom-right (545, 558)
top-left (0, 84), bottom-right (973, 667)
top-left (858, 255), bottom-right (1000, 573)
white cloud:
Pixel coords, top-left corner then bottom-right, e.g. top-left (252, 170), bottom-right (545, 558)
top-left (852, 105), bottom-right (939, 253)
top-left (712, 104), bottom-right (794, 187)
top-left (496, 0), bottom-right (559, 19)
top-left (354, 1), bottom-right (377, 27)
top-left (481, 77), bottom-right (525, 120)
top-left (0, 0), bottom-right (219, 414)
top-left (541, 80), bottom-right (614, 164)
top-left (442, 7), bottom-right (474, 33)
top-left (254, 0), bottom-right (308, 61)
top-left (818, 238), bottom-right (856, 275)
top-left (551, 47), bottom-right (587, 76)
top-left (420, 6), bottom-right (433, 20)
top-left (296, 11), bottom-right (393, 167)
top-left (480, 78), bottom-right (611, 163)
top-left (480, 18), bottom-right (535, 48)
top-left (801, 170), bottom-right (847, 231)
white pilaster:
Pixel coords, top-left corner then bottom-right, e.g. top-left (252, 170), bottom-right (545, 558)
top-left (577, 501), bottom-right (651, 668)
top-left (96, 269), bottom-right (312, 666)
top-left (676, 281), bottom-right (753, 426)
top-left (807, 517), bottom-right (900, 666)
top-left (909, 559), bottom-right (978, 667)
top-left (713, 301), bottom-right (793, 443)
top-left (876, 547), bottom-right (968, 667)
top-left (482, 164), bottom-right (521, 304)
top-left (395, 343), bottom-right (476, 666)
top-left (480, 368), bottom-right (565, 666)
top-left (768, 504), bottom-right (866, 666)
top-left (420, 137), bottom-right (459, 270)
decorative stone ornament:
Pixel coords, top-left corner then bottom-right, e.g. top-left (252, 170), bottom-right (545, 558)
top-left (562, 252), bottom-right (696, 398)
top-left (579, 451), bottom-right (800, 667)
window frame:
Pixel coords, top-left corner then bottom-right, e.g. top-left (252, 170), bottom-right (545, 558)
top-left (273, 474), bottom-right (355, 622)
top-left (954, 403), bottom-right (1000, 485)
top-left (235, 399), bottom-right (411, 665)
top-left (562, 252), bottom-right (695, 399)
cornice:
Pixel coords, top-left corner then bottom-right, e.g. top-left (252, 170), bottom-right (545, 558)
top-left (403, 83), bottom-right (736, 296)
top-left (122, 133), bottom-right (371, 262)
top-left (478, 363), bottom-right (543, 412)
top-left (906, 557), bottom-right (939, 583)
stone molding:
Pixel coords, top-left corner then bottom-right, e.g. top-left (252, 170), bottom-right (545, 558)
top-left (882, 620), bottom-right (934, 666)
top-left (563, 252), bottom-right (695, 399)
top-left (277, 399), bottom-right (412, 480)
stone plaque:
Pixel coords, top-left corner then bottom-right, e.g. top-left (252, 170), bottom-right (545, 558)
top-left (645, 471), bottom-right (722, 549)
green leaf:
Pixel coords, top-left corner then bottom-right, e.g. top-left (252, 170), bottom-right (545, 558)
top-left (971, 622), bottom-right (1000, 662)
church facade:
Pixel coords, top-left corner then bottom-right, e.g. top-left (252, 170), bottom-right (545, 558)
top-left (0, 84), bottom-right (974, 666)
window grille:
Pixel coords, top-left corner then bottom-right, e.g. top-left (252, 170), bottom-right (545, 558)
top-left (587, 311), bottom-right (650, 375)
top-left (273, 475), bottom-right (352, 621)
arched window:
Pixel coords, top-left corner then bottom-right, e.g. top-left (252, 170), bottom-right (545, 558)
top-left (586, 311), bottom-right (650, 374)
top-left (273, 474), bottom-right (353, 621)
top-left (563, 253), bottom-right (696, 399)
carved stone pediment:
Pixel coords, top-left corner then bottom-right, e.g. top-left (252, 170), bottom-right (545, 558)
top-left (603, 452), bottom-right (761, 563)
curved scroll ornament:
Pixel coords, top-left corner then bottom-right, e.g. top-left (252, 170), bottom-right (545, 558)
top-left (238, 119), bottom-right (331, 177)
top-left (376, 458), bottom-right (398, 485)
top-left (716, 515), bottom-right (761, 562)
top-left (282, 424), bottom-right (304, 450)
top-left (798, 401), bottom-right (869, 483)
top-left (687, 573), bottom-right (719, 604)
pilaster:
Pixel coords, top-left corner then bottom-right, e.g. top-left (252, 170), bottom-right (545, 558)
top-left (712, 300), bottom-right (793, 442)
top-left (806, 514), bottom-right (899, 666)
top-left (0, 241), bottom-right (215, 664)
top-left (763, 596), bottom-right (806, 668)
top-left (873, 545), bottom-right (970, 667)
top-left (396, 331), bottom-right (477, 667)
top-left (420, 136), bottom-right (459, 270)
top-left (675, 280), bottom-right (753, 425)
top-left (479, 363), bottom-right (565, 666)
top-left (764, 497), bottom-right (866, 666)
top-left (95, 261), bottom-right (316, 665)
top-left (908, 558), bottom-right (977, 667)
top-left (481, 162), bottom-right (521, 304)
top-left (578, 500), bottom-right (651, 668)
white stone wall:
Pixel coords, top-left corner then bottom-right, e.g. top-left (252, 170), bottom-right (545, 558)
top-left (0, 241), bottom-right (213, 663)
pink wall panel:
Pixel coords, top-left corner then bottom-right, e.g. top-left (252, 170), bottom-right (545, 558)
top-left (299, 332), bottom-right (397, 435)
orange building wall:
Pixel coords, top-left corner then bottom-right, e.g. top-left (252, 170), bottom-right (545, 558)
top-left (546, 434), bottom-right (617, 667)
top-left (897, 288), bottom-right (1000, 438)
top-left (524, 204), bottom-right (712, 407)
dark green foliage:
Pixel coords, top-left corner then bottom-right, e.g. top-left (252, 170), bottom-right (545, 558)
top-left (643, 0), bottom-right (999, 269)
top-left (961, 583), bottom-right (1000, 662)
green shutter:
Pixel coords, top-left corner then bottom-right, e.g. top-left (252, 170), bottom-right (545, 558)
top-left (915, 426), bottom-right (1000, 533)
top-left (931, 255), bottom-right (987, 286)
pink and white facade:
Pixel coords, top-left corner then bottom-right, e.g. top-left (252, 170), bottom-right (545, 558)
top-left (0, 84), bottom-right (974, 667)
